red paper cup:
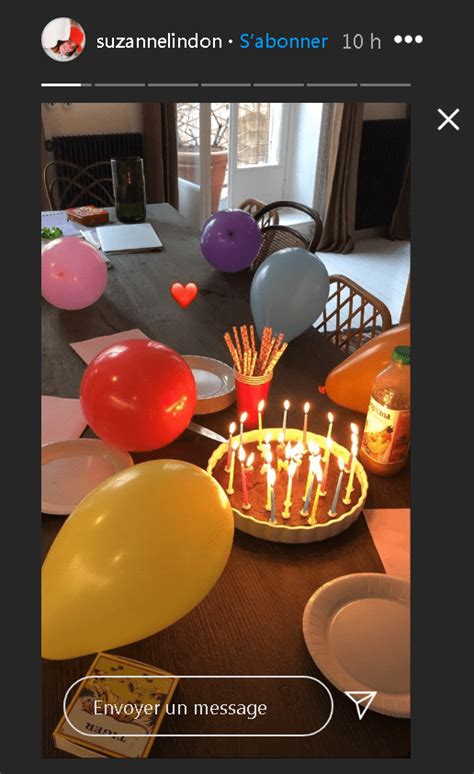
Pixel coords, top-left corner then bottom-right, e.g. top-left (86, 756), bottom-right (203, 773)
top-left (234, 368), bottom-right (273, 429)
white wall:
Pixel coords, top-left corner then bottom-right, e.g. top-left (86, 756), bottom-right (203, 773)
top-left (285, 103), bottom-right (323, 206)
top-left (41, 103), bottom-right (143, 139)
top-left (178, 178), bottom-right (201, 230)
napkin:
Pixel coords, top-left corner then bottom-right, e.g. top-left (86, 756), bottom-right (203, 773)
top-left (70, 329), bottom-right (149, 365)
top-left (41, 396), bottom-right (87, 445)
top-left (364, 508), bottom-right (410, 581)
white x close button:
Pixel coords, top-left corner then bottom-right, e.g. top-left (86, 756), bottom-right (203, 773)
top-left (437, 108), bottom-right (460, 131)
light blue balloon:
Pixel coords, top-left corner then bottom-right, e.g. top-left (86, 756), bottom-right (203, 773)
top-left (250, 248), bottom-right (330, 342)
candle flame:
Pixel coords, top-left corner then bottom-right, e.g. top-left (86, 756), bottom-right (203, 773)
top-left (265, 431), bottom-right (272, 444)
top-left (258, 399), bottom-right (265, 412)
top-left (238, 446), bottom-right (246, 462)
top-left (350, 422), bottom-right (358, 434)
top-left (246, 452), bottom-right (255, 468)
top-left (308, 440), bottom-right (320, 456)
top-left (293, 441), bottom-right (304, 457)
top-left (338, 457), bottom-right (344, 471)
top-left (351, 440), bottom-right (359, 456)
top-left (265, 450), bottom-right (272, 465)
top-left (310, 456), bottom-right (320, 474)
top-left (288, 460), bottom-right (297, 477)
top-left (285, 441), bottom-right (293, 459)
top-left (240, 411), bottom-right (248, 423)
top-left (328, 412), bottom-right (334, 423)
top-left (277, 430), bottom-right (284, 444)
top-left (315, 463), bottom-right (323, 482)
top-left (232, 440), bottom-right (239, 451)
top-left (283, 399), bottom-right (290, 410)
top-left (304, 401), bottom-right (310, 413)
top-left (269, 468), bottom-right (276, 487)
top-left (229, 421), bottom-right (236, 434)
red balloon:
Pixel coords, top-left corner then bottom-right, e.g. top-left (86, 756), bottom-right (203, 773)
top-left (80, 339), bottom-right (196, 451)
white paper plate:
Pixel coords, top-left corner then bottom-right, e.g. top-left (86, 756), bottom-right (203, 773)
top-left (303, 573), bottom-right (410, 717)
top-left (42, 439), bottom-right (133, 515)
top-left (183, 355), bottom-right (235, 415)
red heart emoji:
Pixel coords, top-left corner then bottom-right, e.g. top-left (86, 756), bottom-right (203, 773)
top-left (170, 282), bottom-right (198, 309)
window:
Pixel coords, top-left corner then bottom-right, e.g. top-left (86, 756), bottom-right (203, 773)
top-left (236, 103), bottom-right (283, 167)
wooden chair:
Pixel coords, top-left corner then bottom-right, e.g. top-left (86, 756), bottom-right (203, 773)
top-left (43, 160), bottom-right (115, 210)
top-left (251, 200), bottom-right (323, 272)
top-left (238, 198), bottom-right (279, 228)
top-left (316, 275), bottom-right (393, 355)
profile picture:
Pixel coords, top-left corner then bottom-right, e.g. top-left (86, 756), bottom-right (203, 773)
top-left (41, 18), bottom-right (86, 62)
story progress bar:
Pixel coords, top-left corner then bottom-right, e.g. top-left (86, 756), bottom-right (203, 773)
top-left (41, 82), bottom-right (412, 88)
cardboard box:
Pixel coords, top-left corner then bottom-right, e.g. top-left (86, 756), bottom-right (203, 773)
top-left (53, 652), bottom-right (179, 758)
top-left (66, 206), bottom-right (110, 226)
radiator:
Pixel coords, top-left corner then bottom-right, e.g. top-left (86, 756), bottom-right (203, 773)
top-left (355, 119), bottom-right (410, 230)
top-left (46, 132), bottom-right (144, 208)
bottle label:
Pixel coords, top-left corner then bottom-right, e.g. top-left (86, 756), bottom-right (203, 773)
top-left (361, 397), bottom-right (410, 465)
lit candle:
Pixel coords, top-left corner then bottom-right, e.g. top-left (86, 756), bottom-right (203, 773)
top-left (302, 402), bottom-right (310, 448)
top-left (282, 460), bottom-right (297, 519)
top-left (225, 421), bottom-right (236, 471)
top-left (320, 438), bottom-right (333, 496)
top-left (282, 400), bottom-right (290, 441)
top-left (293, 441), bottom-right (304, 459)
top-left (269, 468), bottom-right (277, 523)
top-left (277, 430), bottom-right (285, 452)
top-left (239, 412), bottom-right (248, 447)
top-left (343, 436), bottom-right (359, 505)
top-left (302, 444), bottom-right (320, 501)
top-left (246, 451), bottom-right (255, 477)
top-left (263, 431), bottom-right (272, 457)
top-left (278, 441), bottom-right (293, 473)
top-left (257, 400), bottom-right (265, 449)
top-left (308, 466), bottom-right (323, 525)
top-left (324, 412), bottom-right (334, 462)
top-left (239, 446), bottom-right (251, 510)
top-left (292, 441), bottom-right (304, 480)
top-left (264, 451), bottom-right (273, 510)
top-left (345, 423), bottom-right (359, 472)
top-left (328, 458), bottom-right (345, 517)
top-left (300, 456), bottom-right (321, 516)
top-left (226, 441), bottom-right (239, 495)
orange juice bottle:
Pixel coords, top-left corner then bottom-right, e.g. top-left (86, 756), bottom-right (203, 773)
top-left (359, 346), bottom-right (410, 476)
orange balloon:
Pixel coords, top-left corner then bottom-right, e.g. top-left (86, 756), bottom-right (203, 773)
top-left (323, 324), bottom-right (410, 414)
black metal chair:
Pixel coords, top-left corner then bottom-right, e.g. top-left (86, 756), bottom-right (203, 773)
top-left (43, 160), bottom-right (114, 210)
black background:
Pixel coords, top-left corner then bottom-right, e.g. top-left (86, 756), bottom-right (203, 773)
top-left (1, 3), bottom-right (471, 772)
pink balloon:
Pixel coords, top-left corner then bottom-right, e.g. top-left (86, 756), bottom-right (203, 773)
top-left (41, 237), bottom-right (108, 310)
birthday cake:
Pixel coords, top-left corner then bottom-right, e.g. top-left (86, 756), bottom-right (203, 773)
top-left (208, 428), bottom-right (368, 544)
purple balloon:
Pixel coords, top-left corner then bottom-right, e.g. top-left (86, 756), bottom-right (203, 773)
top-left (42, 237), bottom-right (108, 310)
top-left (201, 210), bottom-right (262, 273)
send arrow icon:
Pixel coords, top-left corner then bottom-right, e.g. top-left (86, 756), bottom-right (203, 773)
top-left (344, 691), bottom-right (377, 719)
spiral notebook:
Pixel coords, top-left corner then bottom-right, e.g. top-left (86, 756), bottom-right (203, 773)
top-left (96, 223), bottom-right (163, 254)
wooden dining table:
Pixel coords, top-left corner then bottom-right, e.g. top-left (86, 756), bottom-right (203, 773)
top-left (42, 203), bottom-right (410, 758)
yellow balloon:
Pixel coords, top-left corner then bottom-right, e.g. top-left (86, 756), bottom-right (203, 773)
top-left (42, 460), bottom-right (234, 660)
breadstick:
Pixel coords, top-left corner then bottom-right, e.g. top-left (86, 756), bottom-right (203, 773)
top-left (249, 324), bottom-right (257, 356)
top-left (240, 326), bottom-right (251, 360)
top-left (224, 332), bottom-right (241, 372)
top-left (256, 326), bottom-right (272, 373)
top-left (232, 326), bottom-right (243, 364)
top-left (250, 350), bottom-right (258, 376)
top-left (265, 341), bottom-right (288, 374)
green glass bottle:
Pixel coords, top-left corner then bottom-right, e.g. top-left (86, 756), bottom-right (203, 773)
top-left (111, 157), bottom-right (146, 223)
